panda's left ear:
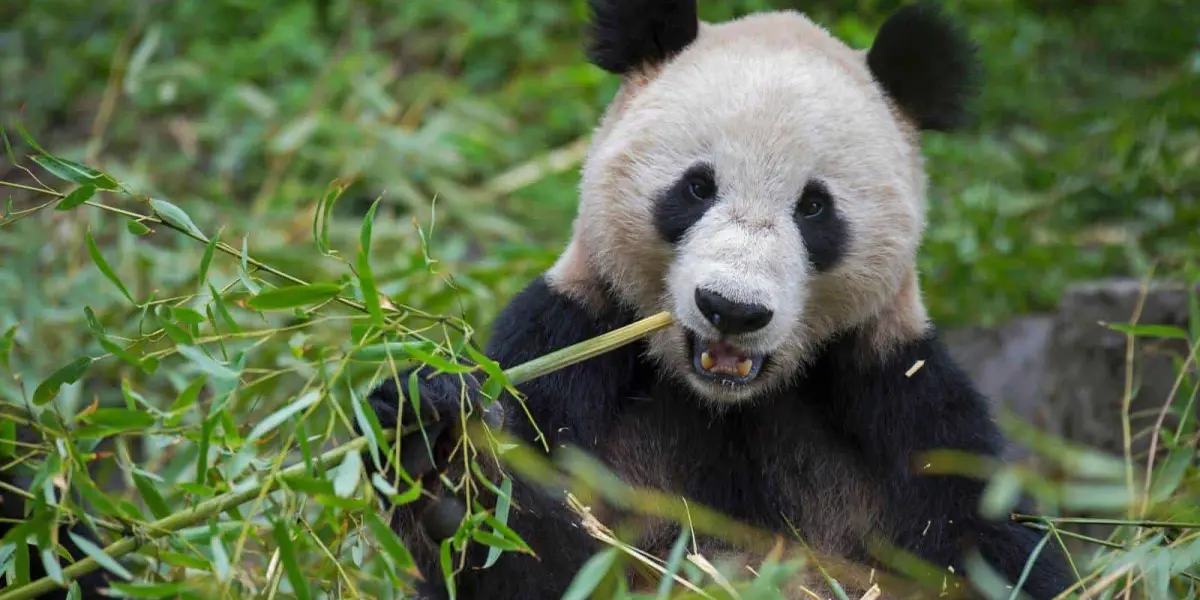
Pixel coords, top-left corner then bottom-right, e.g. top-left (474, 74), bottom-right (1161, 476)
top-left (866, 3), bottom-right (981, 132)
top-left (584, 0), bottom-right (700, 75)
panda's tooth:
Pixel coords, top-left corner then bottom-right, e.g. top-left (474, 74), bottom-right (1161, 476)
top-left (736, 359), bottom-right (752, 378)
top-left (701, 352), bottom-right (714, 371)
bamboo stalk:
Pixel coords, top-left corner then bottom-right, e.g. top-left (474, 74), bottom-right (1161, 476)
top-left (0, 311), bottom-right (674, 600)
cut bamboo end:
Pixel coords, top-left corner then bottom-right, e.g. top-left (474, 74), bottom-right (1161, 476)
top-left (503, 311), bottom-right (673, 386)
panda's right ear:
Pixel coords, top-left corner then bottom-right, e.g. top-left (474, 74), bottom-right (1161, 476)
top-left (585, 0), bottom-right (700, 75)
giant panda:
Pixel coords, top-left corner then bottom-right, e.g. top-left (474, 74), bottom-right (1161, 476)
top-left (364, 1), bottom-right (1075, 598)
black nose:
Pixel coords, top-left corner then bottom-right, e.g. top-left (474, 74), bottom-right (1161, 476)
top-left (694, 289), bottom-right (773, 335)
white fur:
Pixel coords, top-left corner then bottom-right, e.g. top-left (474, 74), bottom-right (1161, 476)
top-left (550, 10), bottom-right (931, 404)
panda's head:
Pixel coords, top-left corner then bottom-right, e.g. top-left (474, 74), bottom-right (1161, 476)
top-left (549, 0), bottom-right (980, 404)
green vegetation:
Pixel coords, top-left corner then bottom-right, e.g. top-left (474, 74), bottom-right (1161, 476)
top-left (1, 0), bottom-right (1198, 598)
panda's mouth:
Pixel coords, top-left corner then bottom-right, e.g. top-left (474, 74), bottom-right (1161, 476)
top-left (686, 331), bottom-right (766, 384)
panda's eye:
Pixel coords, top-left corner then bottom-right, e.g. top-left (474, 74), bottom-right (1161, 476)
top-left (686, 172), bottom-right (717, 202)
top-left (796, 181), bottom-right (830, 219)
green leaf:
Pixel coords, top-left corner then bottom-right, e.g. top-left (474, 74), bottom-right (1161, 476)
top-left (126, 219), bottom-right (153, 236)
top-left (80, 408), bottom-right (155, 432)
top-left (271, 521), bottom-right (311, 600)
top-left (358, 197), bottom-right (385, 327)
top-left (238, 236), bottom-right (260, 294)
top-left (1106, 323), bottom-right (1190, 340)
top-left (245, 283), bottom-right (343, 311)
top-left (979, 467), bottom-right (1023, 520)
top-left (0, 419), bottom-right (15, 458)
top-left (168, 375), bottom-right (207, 415)
top-left (210, 532), bottom-right (231, 582)
top-left (133, 473), bottom-right (171, 520)
top-left (244, 390), bottom-right (320, 443)
top-left (483, 476), bottom-right (514, 568)
top-left (33, 357), bottom-right (93, 405)
top-left (365, 512), bottom-right (417, 575)
top-left (314, 180), bottom-right (344, 256)
top-left (176, 345), bottom-right (238, 383)
top-left (0, 125), bottom-right (15, 166)
top-left (56, 185), bottom-right (95, 211)
top-left (86, 228), bottom-right (135, 304)
top-left (562, 547), bottom-right (619, 600)
top-left (30, 154), bottom-right (119, 190)
top-left (655, 526), bottom-right (692, 600)
top-left (349, 341), bottom-right (438, 362)
top-left (1150, 445), bottom-right (1194, 502)
top-left (106, 581), bottom-right (193, 598)
top-left (350, 384), bottom-right (386, 471)
top-left (440, 538), bottom-right (457, 600)
top-left (332, 450), bottom-right (362, 498)
top-left (39, 547), bottom-right (65, 584)
top-left (197, 227), bottom-right (221, 291)
top-left (67, 531), bottom-right (134, 580)
top-left (149, 198), bottom-right (206, 240)
top-left (403, 345), bottom-right (473, 374)
top-left (0, 324), bottom-right (17, 372)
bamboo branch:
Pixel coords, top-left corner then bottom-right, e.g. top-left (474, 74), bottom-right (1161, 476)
top-left (0, 311), bottom-right (673, 600)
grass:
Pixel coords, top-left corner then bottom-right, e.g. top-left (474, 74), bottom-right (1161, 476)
top-left (1, 0), bottom-right (1200, 597)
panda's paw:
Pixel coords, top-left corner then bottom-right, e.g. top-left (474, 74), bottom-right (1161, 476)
top-left (363, 367), bottom-right (498, 480)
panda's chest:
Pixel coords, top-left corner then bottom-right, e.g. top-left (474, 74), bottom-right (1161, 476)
top-left (596, 387), bottom-right (883, 554)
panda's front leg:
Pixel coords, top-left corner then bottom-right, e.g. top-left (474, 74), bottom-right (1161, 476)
top-left (361, 275), bottom-right (641, 598)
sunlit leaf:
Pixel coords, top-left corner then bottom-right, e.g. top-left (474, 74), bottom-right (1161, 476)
top-left (1106, 323), bottom-right (1189, 340)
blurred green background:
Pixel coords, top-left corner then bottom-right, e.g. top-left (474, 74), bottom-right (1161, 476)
top-left (1, 0), bottom-right (1199, 595)
top-left (2, 0), bottom-right (1199, 412)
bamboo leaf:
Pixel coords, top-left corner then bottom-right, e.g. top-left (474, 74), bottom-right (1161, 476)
top-left (150, 198), bottom-right (206, 240)
top-left (364, 512), bottom-right (417, 575)
top-left (106, 581), bottom-right (193, 598)
top-left (197, 228), bottom-right (221, 290)
top-left (55, 185), bottom-right (95, 211)
top-left (332, 450), bottom-right (362, 498)
top-left (483, 476), bottom-right (514, 569)
top-left (126, 219), bottom-right (153, 236)
top-left (358, 196), bottom-right (385, 327)
top-left (245, 283), bottom-right (343, 310)
top-left (33, 357), bottom-right (93, 405)
top-left (239, 236), bottom-right (260, 294)
top-left (271, 520), bottom-right (311, 600)
top-left (80, 408), bottom-right (156, 432)
top-left (562, 547), bottom-right (619, 600)
top-left (67, 531), bottom-right (134, 581)
top-left (30, 155), bottom-right (119, 190)
top-left (244, 390), bottom-right (320, 443)
top-left (86, 228), bottom-right (135, 304)
top-left (133, 472), bottom-right (172, 520)
top-left (1106, 323), bottom-right (1190, 340)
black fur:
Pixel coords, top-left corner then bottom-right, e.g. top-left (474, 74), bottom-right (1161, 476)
top-left (866, 3), bottom-right (981, 132)
top-left (653, 163), bottom-right (719, 246)
top-left (793, 179), bottom-right (848, 272)
top-left (584, 0), bottom-right (700, 74)
top-left (364, 276), bottom-right (1074, 599)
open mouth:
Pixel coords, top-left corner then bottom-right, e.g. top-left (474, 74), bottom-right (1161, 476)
top-left (686, 330), bottom-right (766, 384)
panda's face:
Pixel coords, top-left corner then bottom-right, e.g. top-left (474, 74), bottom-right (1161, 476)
top-left (574, 13), bottom-right (930, 404)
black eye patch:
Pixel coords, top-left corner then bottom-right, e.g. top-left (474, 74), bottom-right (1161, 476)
top-left (654, 163), bottom-right (718, 245)
top-left (793, 180), bottom-right (847, 272)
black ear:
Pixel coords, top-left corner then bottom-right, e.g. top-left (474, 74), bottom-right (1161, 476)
top-left (866, 3), bottom-right (981, 132)
top-left (585, 0), bottom-right (700, 75)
